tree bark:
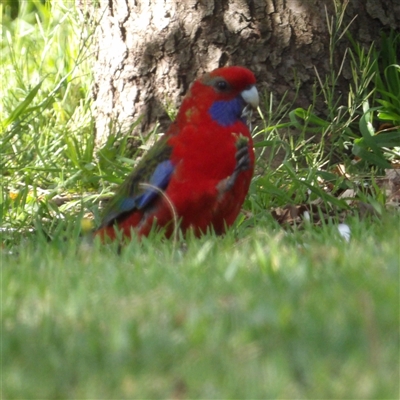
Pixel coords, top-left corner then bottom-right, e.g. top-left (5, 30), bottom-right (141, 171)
top-left (87, 0), bottom-right (400, 144)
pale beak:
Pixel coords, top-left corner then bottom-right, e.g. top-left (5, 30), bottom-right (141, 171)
top-left (241, 85), bottom-right (259, 109)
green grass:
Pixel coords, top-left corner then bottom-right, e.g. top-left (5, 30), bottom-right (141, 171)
top-left (3, 216), bottom-right (399, 398)
top-left (1, 1), bottom-right (400, 398)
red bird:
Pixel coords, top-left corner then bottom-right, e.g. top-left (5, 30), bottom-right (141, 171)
top-left (95, 66), bottom-right (259, 241)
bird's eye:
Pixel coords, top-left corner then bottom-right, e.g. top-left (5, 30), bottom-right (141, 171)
top-left (215, 80), bottom-right (229, 92)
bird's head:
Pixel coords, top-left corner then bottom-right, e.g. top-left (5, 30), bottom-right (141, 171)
top-left (180, 66), bottom-right (259, 127)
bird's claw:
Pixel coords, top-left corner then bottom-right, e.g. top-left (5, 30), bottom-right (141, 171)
top-left (217, 141), bottom-right (252, 197)
top-left (234, 143), bottom-right (251, 173)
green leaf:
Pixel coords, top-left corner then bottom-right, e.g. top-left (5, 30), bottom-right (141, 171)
top-left (370, 131), bottom-right (400, 148)
top-left (289, 108), bottom-right (330, 133)
top-left (376, 94), bottom-right (400, 109)
top-left (352, 144), bottom-right (391, 169)
top-left (377, 110), bottom-right (400, 123)
top-left (1, 80), bottom-right (44, 130)
top-left (359, 111), bottom-right (375, 138)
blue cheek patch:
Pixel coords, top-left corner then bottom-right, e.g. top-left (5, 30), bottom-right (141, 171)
top-left (209, 97), bottom-right (246, 127)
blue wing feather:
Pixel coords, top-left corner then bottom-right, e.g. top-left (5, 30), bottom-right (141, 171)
top-left (135, 160), bottom-right (174, 208)
top-left (99, 137), bottom-right (174, 228)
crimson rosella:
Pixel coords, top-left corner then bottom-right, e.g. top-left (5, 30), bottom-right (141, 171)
top-left (95, 66), bottom-right (259, 241)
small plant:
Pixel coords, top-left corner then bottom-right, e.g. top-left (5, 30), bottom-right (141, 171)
top-left (1, 0), bottom-right (96, 236)
top-left (373, 30), bottom-right (400, 124)
top-left (348, 30), bottom-right (400, 170)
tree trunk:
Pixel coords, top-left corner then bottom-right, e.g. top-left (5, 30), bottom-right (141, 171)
top-left (87, 0), bottom-right (400, 144)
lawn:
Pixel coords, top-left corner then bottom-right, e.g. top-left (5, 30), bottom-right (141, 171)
top-left (3, 215), bottom-right (399, 398)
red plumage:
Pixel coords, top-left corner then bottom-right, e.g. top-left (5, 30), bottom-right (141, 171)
top-left (95, 66), bottom-right (258, 241)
